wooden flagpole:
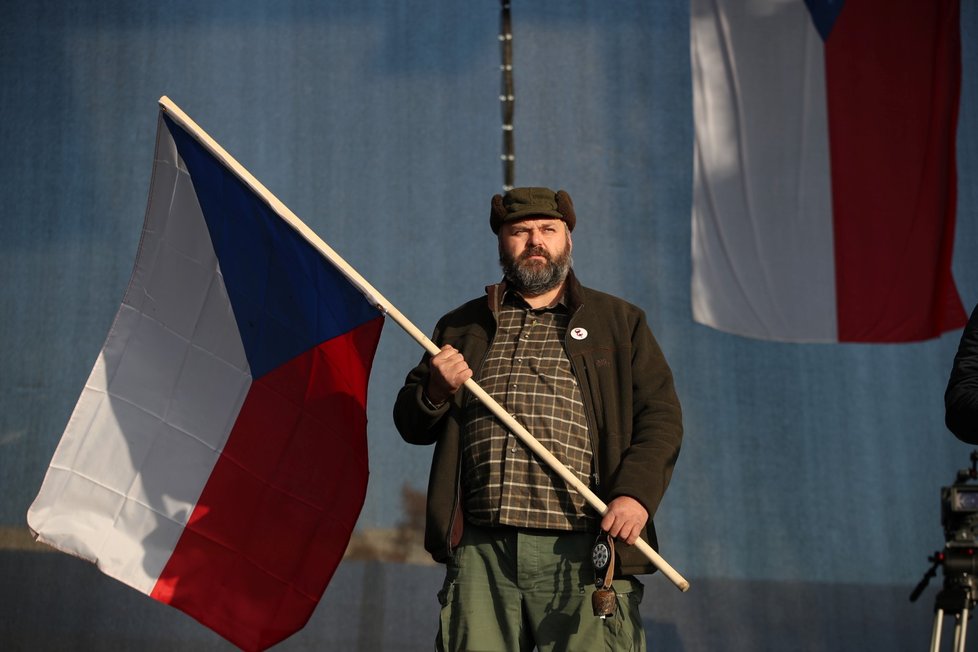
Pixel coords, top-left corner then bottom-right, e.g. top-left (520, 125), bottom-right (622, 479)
top-left (157, 96), bottom-right (689, 593)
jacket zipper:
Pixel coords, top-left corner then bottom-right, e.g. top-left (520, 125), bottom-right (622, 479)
top-left (574, 354), bottom-right (602, 493)
top-left (566, 309), bottom-right (601, 495)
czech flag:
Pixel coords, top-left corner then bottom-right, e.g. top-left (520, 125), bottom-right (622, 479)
top-left (27, 98), bottom-right (384, 651)
top-left (690, 0), bottom-right (966, 342)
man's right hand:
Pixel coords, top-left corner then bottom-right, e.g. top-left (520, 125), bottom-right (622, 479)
top-left (425, 345), bottom-right (473, 405)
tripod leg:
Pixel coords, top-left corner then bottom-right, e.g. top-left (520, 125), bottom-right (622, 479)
top-left (932, 609), bottom-right (944, 652)
top-left (954, 607), bottom-right (968, 652)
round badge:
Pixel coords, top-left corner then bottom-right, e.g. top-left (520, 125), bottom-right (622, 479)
top-left (592, 541), bottom-right (610, 569)
top-left (571, 327), bottom-right (588, 341)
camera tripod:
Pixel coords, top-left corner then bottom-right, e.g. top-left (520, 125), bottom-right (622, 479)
top-left (910, 450), bottom-right (978, 651)
top-left (911, 549), bottom-right (978, 652)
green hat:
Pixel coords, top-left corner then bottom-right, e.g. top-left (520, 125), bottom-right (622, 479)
top-left (490, 187), bottom-right (576, 234)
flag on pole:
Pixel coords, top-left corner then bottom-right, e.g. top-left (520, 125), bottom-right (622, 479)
top-left (27, 98), bottom-right (384, 651)
top-left (690, 0), bottom-right (966, 342)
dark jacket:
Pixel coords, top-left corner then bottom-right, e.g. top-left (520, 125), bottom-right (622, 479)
top-left (393, 270), bottom-right (683, 575)
top-left (947, 304), bottom-right (978, 443)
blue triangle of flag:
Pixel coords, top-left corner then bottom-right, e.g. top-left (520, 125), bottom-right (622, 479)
top-left (163, 115), bottom-right (380, 379)
top-left (804, 0), bottom-right (845, 41)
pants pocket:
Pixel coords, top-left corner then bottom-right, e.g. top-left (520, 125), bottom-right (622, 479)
top-left (602, 577), bottom-right (646, 651)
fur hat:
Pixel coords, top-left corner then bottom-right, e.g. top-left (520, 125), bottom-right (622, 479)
top-left (490, 187), bottom-right (576, 234)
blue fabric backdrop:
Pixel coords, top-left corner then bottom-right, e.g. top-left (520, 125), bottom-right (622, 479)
top-left (1, 1), bottom-right (976, 649)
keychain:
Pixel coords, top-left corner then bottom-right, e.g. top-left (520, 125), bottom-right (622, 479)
top-left (591, 531), bottom-right (617, 619)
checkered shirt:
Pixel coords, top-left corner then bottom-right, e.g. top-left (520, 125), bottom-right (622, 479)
top-left (461, 292), bottom-right (595, 531)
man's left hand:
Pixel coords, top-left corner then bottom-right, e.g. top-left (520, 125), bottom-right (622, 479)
top-left (600, 496), bottom-right (648, 545)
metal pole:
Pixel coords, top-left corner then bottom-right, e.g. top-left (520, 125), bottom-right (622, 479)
top-left (499, 1), bottom-right (515, 190)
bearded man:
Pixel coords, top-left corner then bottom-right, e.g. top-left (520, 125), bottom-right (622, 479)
top-left (393, 187), bottom-right (683, 651)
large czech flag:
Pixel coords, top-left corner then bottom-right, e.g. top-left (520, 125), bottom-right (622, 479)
top-left (690, 0), bottom-right (966, 342)
top-left (27, 98), bottom-right (384, 651)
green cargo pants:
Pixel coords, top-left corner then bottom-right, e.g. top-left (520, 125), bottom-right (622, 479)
top-left (436, 523), bottom-right (646, 651)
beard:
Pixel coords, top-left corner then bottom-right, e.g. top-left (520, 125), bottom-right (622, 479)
top-left (499, 241), bottom-right (573, 296)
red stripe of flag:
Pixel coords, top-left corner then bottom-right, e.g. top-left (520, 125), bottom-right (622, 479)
top-left (826, 0), bottom-right (965, 341)
top-left (151, 317), bottom-right (383, 651)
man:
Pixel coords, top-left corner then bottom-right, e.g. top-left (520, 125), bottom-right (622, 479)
top-left (947, 303), bottom-right (978, 443)
top-left (393, 187), bottom-right (683, 651)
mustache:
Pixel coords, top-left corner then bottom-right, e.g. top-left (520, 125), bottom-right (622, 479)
top-left (518, 246), bottom-right (551, 262)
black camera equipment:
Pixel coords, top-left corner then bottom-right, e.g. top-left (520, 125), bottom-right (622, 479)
top-left (911, 450), bottom-right (978, 652)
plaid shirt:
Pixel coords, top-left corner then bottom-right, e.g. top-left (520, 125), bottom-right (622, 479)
top-left (461, 291), bottom-right (595, 531)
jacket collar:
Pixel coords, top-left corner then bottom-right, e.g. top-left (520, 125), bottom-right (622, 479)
top-left (485, 268), bottom-right (584, 314)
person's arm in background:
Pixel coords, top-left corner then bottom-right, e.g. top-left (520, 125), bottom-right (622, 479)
top-left (946, 305), bottom-right (978, 443)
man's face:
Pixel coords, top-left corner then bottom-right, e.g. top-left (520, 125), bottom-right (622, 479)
top-left (498, 218), bottom-right (572, 295)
